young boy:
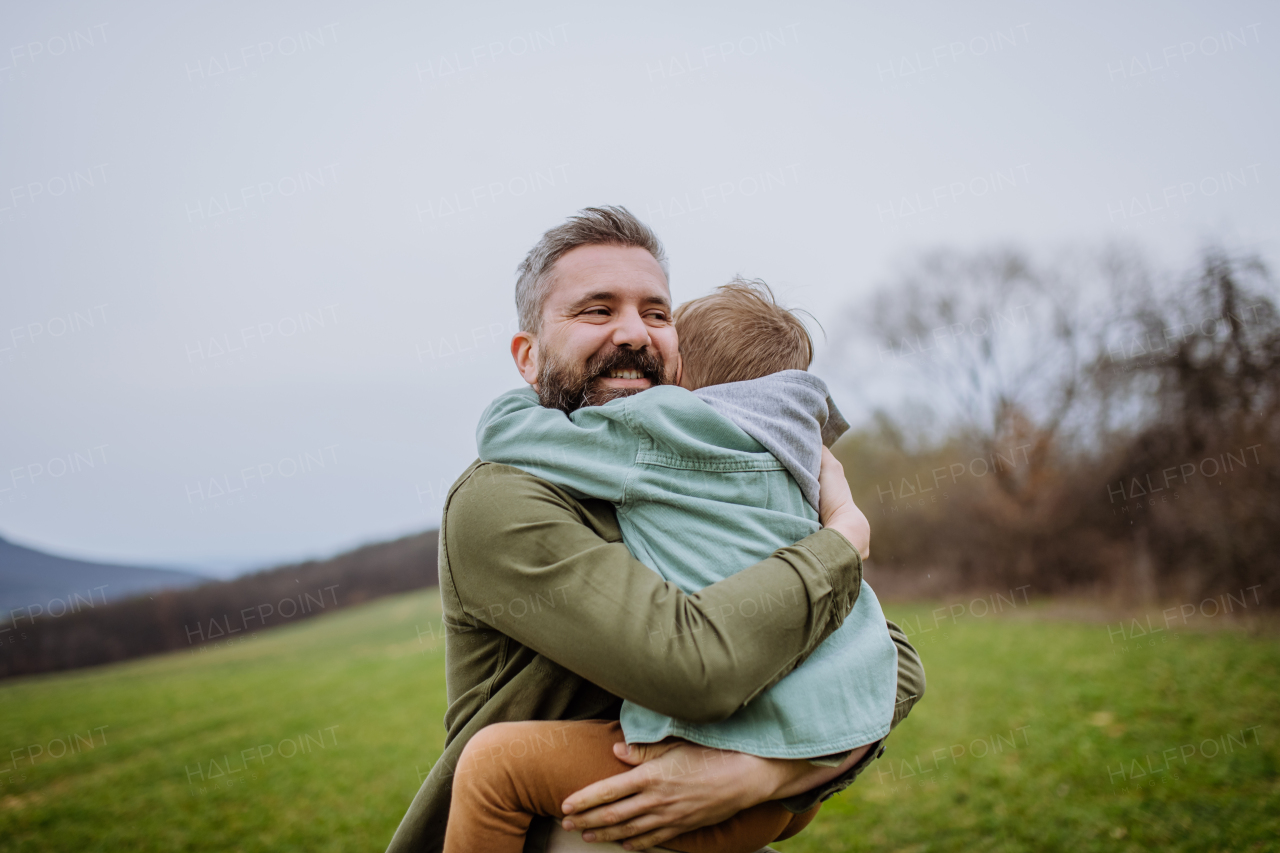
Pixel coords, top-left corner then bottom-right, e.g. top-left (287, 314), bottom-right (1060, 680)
top-left (444, 281), bottom-right (900, 853)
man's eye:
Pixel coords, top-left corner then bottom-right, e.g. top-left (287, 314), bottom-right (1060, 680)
top-left (582, 308), bottom-right (609, 316)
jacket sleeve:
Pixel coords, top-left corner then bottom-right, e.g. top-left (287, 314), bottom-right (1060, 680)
top-left (443, 463), bottom-right (863, 723)
top-left (476, 388), bottom-right (639, 503)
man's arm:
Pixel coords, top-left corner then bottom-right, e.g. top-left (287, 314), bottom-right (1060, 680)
top-left (444, 462), bottom-right (863, 723)
top-left (560, 616), bottom-right (925, 850)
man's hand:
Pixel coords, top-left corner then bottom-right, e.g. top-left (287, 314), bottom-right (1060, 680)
top-left (560, 738), bottom-right (849, 850)
top-left (561, 740), bottom-right (775, 850)
top-left (818, 447), bottom-right (870, 559)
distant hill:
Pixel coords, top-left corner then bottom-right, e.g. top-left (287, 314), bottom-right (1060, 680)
top-left (0, 529), bottom-right (439, 679)
top-left (0, 535), bottom-right (208, 618)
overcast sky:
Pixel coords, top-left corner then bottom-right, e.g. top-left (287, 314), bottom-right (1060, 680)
top-left (2, 0), bottom-right (1276, 576)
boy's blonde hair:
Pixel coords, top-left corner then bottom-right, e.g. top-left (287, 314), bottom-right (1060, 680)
top-left (673, 278), bottom-right (815, 390)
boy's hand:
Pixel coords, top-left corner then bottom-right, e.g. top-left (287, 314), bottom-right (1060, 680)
top-left (818, 447), bottom-right (870, 560)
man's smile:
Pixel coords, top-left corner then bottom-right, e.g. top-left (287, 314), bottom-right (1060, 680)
top-left (598, 369), bottom-right (653, 389)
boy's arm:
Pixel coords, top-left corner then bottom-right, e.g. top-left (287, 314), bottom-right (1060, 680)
top-left (476, 387), bottom-right (637, 503)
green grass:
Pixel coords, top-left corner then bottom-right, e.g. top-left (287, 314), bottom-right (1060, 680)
top-left (0, 593), bottom-right (1276, 852)
top-left (779, 603), bottom-right (1280, 853)
top-left (0, 592), bottom-right (449, 852)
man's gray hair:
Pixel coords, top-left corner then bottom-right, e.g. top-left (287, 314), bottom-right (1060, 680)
top-left (515, 206), bottom-right (669, 334)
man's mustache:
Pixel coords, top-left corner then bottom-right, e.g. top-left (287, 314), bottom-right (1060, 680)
top-left (582, 348), bottom-right (667, 385)
top-left (535, 345), bottom-right (668, 414)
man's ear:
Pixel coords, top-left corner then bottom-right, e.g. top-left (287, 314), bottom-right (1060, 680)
top-left (511, 331), bottom-right (540, 388)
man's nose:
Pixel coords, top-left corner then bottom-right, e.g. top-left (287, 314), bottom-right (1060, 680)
top-left (610, 309), bottom-right (652, 350)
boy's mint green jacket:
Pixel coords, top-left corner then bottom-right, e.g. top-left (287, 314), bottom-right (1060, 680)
top-left (477, 382), bottom-right (898, 757)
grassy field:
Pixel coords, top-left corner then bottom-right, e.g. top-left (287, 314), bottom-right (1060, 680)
top-left (0, 590), bottom-right (1276, 852)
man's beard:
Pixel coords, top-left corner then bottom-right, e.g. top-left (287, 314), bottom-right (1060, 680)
top-left (536, 346), bottom-right (667, 414)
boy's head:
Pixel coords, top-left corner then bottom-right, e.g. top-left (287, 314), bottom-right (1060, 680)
top-left (673, 278), bottom-right (814, 390)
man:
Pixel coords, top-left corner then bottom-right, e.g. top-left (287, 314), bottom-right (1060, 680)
top-left (386, 207), bottom-right (924, 853)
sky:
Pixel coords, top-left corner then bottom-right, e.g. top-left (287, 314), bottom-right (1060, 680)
top-left (1, 0), bottom-right (1276, 576)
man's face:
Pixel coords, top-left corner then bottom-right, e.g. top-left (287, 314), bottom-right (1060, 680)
top-left (511, 244), bottom-right (679, 413)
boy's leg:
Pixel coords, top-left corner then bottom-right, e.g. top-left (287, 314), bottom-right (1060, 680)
top-left (661, 802), bottom-right (818, 853)
top-left (773, 804), bottom-right (821, 841)
top-left (445, 719), bottom-right (630, 853)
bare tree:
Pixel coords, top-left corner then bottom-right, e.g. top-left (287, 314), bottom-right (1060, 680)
top-left (840, 247), bottom-right (1110, 488)
top-left (1092, 250), bottom-right (1280, 601)
top-left (831, 245), bottom-right (1279, 604)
